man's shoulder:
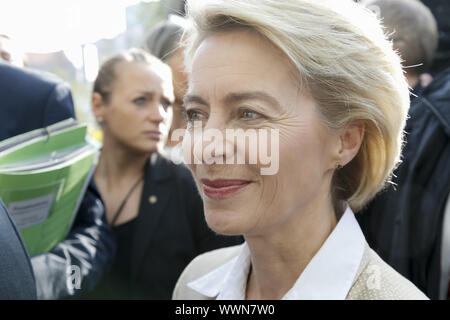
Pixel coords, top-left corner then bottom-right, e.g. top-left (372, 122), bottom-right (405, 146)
top-left (172, 245), bottom-right (242, 300)
top-left (426, 67), bottom-right (450, 97)
top-left (1, 62), bottom-right (64, 87)
top-left (418, 67), bottom-right (450, 135)
top-left (347, 245), bottom-right (429, 300)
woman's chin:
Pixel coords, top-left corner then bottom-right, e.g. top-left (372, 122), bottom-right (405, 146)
top-left (205, 211), bottom-right (246, 236)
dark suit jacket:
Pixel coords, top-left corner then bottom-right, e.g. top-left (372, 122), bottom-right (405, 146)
top-left (0, 62), bottom-right (75, 141)
top-left (0, 200), bottom-right (36, 299)
top-left (0, 62), bottom-right (116, 299)
top-left (86, 154), bottom-right (243, 299)
top-left (357, 67), bottom-right (450, 299)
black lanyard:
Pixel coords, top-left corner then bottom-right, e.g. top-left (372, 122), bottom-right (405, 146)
top-left (110, 175), bottom-right (144, 227)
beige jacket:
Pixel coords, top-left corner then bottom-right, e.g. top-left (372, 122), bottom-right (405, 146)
top-left (173, 243), bottom-right (428, 300)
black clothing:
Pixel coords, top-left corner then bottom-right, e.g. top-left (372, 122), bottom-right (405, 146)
top-left (0, 200), bottom-right (36, 299)
top-left (112, 218), bottom-right (136, 282)
top-left (357, 67), bottom-right (450, 299)
top-left (86, 218), bottom-right (136, 299)
top-left (0, 62), bottom-right (75, 141)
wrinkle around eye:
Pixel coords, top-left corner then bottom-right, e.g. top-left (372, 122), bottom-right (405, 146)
top-left (239, 108), bottom-right (264, 121)
top-left (185, 108), bottom-right (209, 123)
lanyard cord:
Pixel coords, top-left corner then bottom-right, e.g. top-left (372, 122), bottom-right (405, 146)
top-left (110, 175), bottom-right (144, 227)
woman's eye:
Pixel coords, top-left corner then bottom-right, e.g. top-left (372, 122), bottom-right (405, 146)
top-left (240, 109), bottom-right (262, 121)
top-left (161, 100), bottom-right (172, 111)
top-left (133, 97), bottom-right (147, 105)
top-left (185, 109), bottom-right (207, 124)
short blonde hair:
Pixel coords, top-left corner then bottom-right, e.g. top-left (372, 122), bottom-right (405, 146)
top-left (184, 0), bottom-right (410, 211)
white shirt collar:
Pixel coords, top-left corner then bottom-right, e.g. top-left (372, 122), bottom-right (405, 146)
top-left (187, 205), bottom-right (366, 300)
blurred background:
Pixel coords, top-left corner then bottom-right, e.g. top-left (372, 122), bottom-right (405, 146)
top-left (0, 0), bottom-right (186, 139)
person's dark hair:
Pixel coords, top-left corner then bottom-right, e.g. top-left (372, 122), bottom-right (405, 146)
top-left (93, 48), bottom-right (166, 104)
top-left (144, 21), bottom-right (184, 62)
top-left (362, 0), bottom-right (438, 75)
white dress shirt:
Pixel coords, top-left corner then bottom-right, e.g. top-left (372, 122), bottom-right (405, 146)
top-left (187, 205), bottom-right (366, 300)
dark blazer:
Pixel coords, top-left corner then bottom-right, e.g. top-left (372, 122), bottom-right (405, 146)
top-left (0, 62), bottom-right (75, 141)
top-left (358, 66), bottom-right (450, 299)
top-left (0, 62), bottom-right (116, 299)
top-left (0, 200), bottom-right (36, 299)
top-left (87, 154), bottom-right (243, 299)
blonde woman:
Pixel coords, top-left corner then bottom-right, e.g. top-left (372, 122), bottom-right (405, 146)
top-left (173, 0), bottom-right (428, 300)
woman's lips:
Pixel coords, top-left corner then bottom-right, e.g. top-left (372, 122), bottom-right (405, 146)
top-left (201, 179), bottom-right (251, 200)
top-left (143, 130), bottom-right (161, 141)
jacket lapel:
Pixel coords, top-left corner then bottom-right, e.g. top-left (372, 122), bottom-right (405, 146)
top-left (346, 242), bottom-right (371, 299)
top-left (130, 154), bottom-right (173, 279)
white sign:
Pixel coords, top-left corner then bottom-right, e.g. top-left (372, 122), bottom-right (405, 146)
top-left (8, 194), bottom-right (54, 229)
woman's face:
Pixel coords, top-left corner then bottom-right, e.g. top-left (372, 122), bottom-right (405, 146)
top-left (184, 30), bottom-right (340, 236)
top-left (98, 61), bottom-right (174, 153)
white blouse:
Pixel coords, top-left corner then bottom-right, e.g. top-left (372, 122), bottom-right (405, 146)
top-left (187, 205), bottom-right (366, 300)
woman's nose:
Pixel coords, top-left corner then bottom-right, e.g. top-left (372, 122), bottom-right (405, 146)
top-left (193, 118), bottom-right (235, 165)
top-left (147, 103), bottom-right (167, 123)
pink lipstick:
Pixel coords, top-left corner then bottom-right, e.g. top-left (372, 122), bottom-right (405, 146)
top-left (201, 179), bottom-right (251, 200)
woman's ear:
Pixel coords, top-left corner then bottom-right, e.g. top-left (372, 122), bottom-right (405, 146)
top-left (91, 92), bottom-right (105, 122)
top-left (337, 121), bottom-right (365, 167)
